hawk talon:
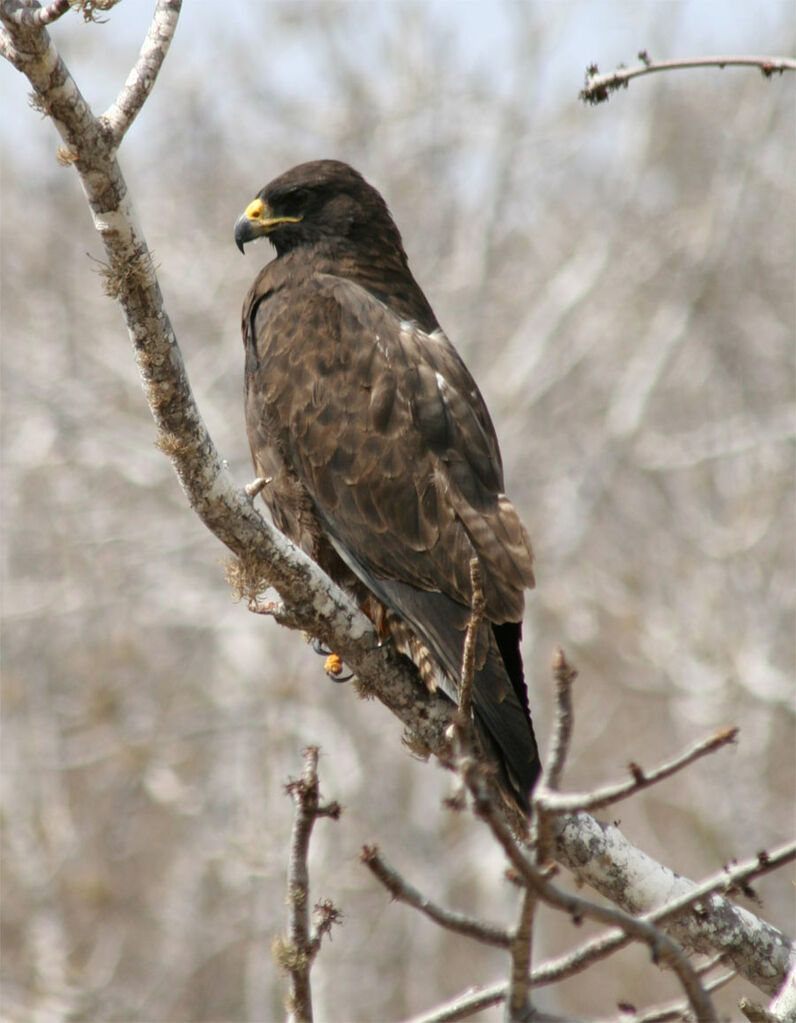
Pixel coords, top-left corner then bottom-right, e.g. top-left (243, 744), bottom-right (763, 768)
top-left (310, 637), bottom-right (331, 657)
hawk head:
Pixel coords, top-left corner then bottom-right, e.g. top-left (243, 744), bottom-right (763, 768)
top-left (234, 159), bottom-right (405, 260)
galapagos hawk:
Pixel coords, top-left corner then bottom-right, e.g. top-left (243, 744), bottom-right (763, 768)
top-left (234, 160), bottom-right (540, 809)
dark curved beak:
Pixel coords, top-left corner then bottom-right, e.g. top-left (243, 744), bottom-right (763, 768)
top-left (234, 213), bottom-right (255, 254)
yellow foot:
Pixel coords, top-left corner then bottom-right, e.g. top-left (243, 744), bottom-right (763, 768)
top-left (324, 653), bottom-right (344, 677)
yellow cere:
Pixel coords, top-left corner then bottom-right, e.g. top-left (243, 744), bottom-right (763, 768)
top-left (244, 198), bottom-right (265, 220)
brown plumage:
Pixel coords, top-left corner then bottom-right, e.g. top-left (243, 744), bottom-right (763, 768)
top-left (235, 160), bottom-right (540, 809)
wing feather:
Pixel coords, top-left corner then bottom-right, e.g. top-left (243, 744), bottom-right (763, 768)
top-left (247, 272), bottom-right (533, 623)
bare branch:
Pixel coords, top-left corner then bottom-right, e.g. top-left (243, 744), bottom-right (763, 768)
top-left (245, 476), bottom-right (270, 498)
top-left (542, 648), bottom-right (576, 792)
top-left (472, 786), bottom-right (719, 1022)
top-left (100, 0), bottom-right (181, 148)
top-left (537, 727), bottom-right (738, 816)
top-left (507, 889), bottom-right (535, 1021)
top-left (404, 983), bottom-right (505, 1023)
top-left (273, 747), bottom-right (341, 1023)
top-left (581, 54), bottom-right (796, 104)
top-left (361, 845), bottom-right (511, 949)
top-left (532, 648), bottom-right (576, 862)
top-left (625, 968), bottom-right (736, 1023)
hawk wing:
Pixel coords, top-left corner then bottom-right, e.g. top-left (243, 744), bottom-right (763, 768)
top-left (244, 267), bottom-right (539, 802)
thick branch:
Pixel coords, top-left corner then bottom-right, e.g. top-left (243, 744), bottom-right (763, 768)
top-left (555, 814), bottom-right (796, 996)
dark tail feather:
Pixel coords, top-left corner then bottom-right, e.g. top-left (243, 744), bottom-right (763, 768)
top-left (470, 623), bottom-right (540, 812)
top-left (341, 571), bottom-right (541, 811)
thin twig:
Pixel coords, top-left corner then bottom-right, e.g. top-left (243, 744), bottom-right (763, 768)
top-left (626, 969), bottom-right (736, 1023)
top-left (536, 727), bottom-right (738, 816)
top-left (532, 649), bottom-right (577, 863)
top-left (245, 476), bottom-right (270, 498)
top-left (361, 845), bottom-right (511, 949)
top-left (456, 557), bottom-right (484, 737)
top-left (101, 0), bottom-right (181, 147)
top-left (581, 54), bottom-right (796, 104)
top-left (542, 648), bottom-right (576, 792)
top-left (274, 747), bottom-right (341, 1023)
top-left (404, 983), bottom-right (505, 1023)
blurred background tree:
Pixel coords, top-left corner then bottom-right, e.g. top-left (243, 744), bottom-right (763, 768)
top-left (1, 2), bottom-right (793, 1020)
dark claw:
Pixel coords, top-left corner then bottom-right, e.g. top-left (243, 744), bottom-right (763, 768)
top-left (327, 668), bottom-right (354, 684)
top-left (311, 637), bottom-right (331, 657)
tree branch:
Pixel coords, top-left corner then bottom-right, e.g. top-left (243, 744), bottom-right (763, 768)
top-left (536, 726), bottom-right (738, 816)
top-left (555, 814), bottom-right (796, 996)
top-left (361, 845), bottom-right (512, 949)
top-left (581, 53), bottom-right (796, 104)
top-left (273, 747), bottom-right (341, 1023)
top-left (541, 648), bottom-right (576, 792)
top-left (466, 772), bottom-right (719, 1023)
top-left (627, 966), bottom-right (737, 1023)
top-left (100, 0), bottom-right (180, 148)
top-left (1, 0), bottom-right (70, 28)
top-left (507, 889), bottom-right (535, 1021)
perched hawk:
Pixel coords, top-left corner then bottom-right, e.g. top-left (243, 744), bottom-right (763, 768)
top-left (234, 160), bottom-right (540, 809)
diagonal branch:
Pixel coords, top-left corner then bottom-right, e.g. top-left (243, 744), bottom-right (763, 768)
top-left (405, 837), bottom-right (795, 1023)
top-left (554, 813), bottom-right (796, 996)
top-left (535, 726), bottom-right (738, 816)
top-left (101, 0), bottom-right (181, 148)
top-left (361, 845), bottom-right (512, 949)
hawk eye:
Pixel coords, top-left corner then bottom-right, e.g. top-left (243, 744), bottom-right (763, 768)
top-left (281, 187), bottom-right (310, 214)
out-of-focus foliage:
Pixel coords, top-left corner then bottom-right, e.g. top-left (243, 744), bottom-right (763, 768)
top-left (1, 3), bottom-right (793, 1020)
